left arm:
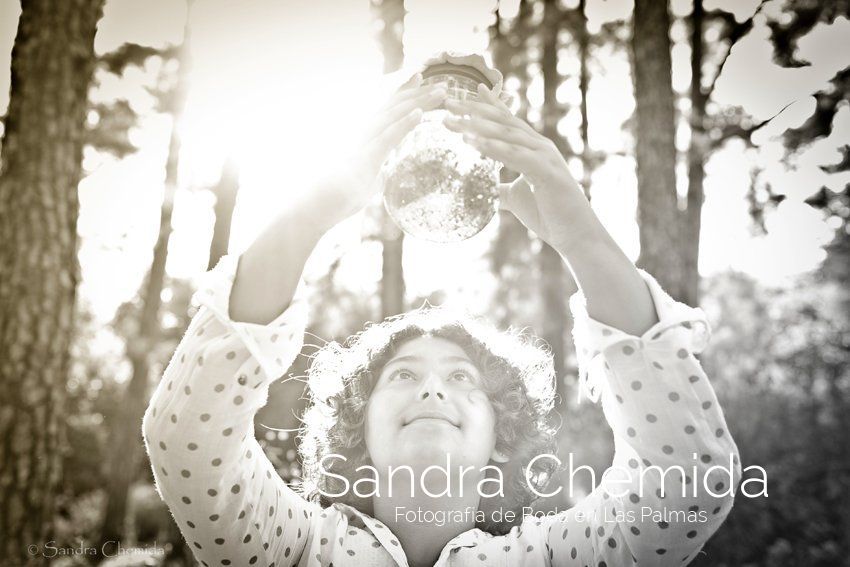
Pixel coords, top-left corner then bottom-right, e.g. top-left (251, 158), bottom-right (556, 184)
top-left (444, 86), bottom-right (656, 337)
top-left (444, 84), bottom-right (741, 565)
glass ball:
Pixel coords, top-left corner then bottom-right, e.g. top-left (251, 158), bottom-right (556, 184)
top-left (381, 69), bottom-right (501, 243)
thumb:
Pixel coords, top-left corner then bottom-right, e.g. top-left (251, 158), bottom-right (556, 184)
top-left (498, 175), bottom-right (532, 211)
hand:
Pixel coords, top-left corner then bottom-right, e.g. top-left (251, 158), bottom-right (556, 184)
top-left (442, 83), bottom-right (592, 249)
top-left (313, 75), bottom-right (448, 230)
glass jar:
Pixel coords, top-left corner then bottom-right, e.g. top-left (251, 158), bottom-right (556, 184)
top-left (381, 63), bottom-right (502, 243)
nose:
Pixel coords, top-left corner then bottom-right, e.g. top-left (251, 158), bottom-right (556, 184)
top-left (417, 371), bottom-right (446, 401)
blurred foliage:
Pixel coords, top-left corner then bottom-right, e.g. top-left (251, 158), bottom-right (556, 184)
top-left (695, 267), bottom-right (850, 566)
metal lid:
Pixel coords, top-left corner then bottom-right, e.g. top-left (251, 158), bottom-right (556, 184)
top-left (421, 62), bottom-right (494, 88)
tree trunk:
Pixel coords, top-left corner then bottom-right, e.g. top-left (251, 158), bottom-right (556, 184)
top-left (97, 36), bottom-right (190, 556)
top-left (0, 1), bottom-right (104, 563)
top-left (631, 0), bottom-right (686, 301)
top-left (577, 0), bottom-right (592, 202)
top-left (539, 0), bottom-right (573, 394)
top-left (489, 2), bottom-right (537, 329)
top-left (682, 0), bottom-right (705, 307)
top-left (373, 0), bottom-right (406, 318)
top-left (207, 157), bottom-right (240, 270)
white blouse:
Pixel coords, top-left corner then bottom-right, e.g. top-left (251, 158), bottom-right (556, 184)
top-left (143, 254), bottom-right (741, 567)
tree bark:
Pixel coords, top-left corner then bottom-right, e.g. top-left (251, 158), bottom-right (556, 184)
top-left (0, 0), bottom-right (104, 563)
top-left (683, 0), bottom-right (706, 307)
top-left (631, 0), bottom-right (686, 301)
top-left (540, 0), bottom-right (573, 394)
top-left (373, 0), bottom-right (406, 318)
top-left (577, 0), bottom-right (592, 202)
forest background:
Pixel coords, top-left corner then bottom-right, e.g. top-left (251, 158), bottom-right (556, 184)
top-left (0, 0), bottom-right (848, 565)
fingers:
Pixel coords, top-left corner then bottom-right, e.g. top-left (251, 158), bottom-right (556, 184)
top-left (475, 82), bottom-right (510, 113)
top-left (366, 106), bottom-right (423, 168)
top-left (443, 114), bottom-right (545, 151)
top-left (367, 85), bottom-right (446, 141)
top-left (498, 176), bottom-right (535, 215)
top-left (399, 72), bottom-right (423, 91)
top-left (445, 94), bottom-right (539, 138)
top-left (461, 134), bottom-right (538, 174)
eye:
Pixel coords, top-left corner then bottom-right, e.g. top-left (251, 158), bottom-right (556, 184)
top-left (390, 369), bottom-right (417, 382)
top-left (449, 369), bottom-right (474, 382)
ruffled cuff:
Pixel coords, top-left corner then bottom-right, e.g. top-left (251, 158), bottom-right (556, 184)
top-left (569, 268), bottom-right (711, 403)
top-left (190, 254), bottom-right (309, 380)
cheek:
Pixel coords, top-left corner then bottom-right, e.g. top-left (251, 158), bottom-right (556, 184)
top-left (364, 391), bottom-right (398, 441)
top-left (464, 390), bottom-right (498, 431)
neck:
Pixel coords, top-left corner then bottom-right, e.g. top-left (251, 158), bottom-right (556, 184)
top-left (372, 478), bottom-right (481, 567)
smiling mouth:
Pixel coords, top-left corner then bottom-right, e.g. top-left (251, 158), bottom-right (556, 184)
top-left (404, 412), bottom-right (460, 427)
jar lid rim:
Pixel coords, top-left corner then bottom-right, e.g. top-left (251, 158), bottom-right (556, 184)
top-left (421, 63), bottom-right (494, 88)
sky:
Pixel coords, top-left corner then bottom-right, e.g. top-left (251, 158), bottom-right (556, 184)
top-left (0, 0), bottom-right (847, 323)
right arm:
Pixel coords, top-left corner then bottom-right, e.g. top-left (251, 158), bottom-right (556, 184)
top-left (143, 77), bottom-right (446, 567)
top-left (230, 73), bottom-right (448, 325)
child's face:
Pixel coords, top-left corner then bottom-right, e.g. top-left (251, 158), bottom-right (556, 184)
top-left (364, 335), bottom-right (505, 489)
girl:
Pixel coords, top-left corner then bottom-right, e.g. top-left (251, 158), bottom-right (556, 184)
top-left (143, 54), bottom-right (740, 567)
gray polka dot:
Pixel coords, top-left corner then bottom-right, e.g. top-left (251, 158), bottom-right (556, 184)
top-left (662, 445), bottom-right (674, 454)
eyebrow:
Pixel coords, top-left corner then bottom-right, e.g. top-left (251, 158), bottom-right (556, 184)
top-left (385, 355), bottom-right (476, 366)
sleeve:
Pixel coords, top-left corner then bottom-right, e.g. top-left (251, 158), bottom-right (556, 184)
top-left (142, 254), bottom-right (316, 567)
top-left (538, 268), bottom-right (742, 566)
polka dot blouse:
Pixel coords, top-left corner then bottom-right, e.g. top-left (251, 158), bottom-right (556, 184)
top-left (143, 254), bottom-right (741, 567)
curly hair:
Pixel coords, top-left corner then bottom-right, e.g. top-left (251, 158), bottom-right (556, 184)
top-left (298, 305), bottom-right (560, 535)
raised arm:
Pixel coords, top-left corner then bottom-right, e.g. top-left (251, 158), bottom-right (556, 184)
top-left (142, 258), bottom-right (315, 566)
top-left (445, 83), bottom-right (740, 564)
top-left (536, 269), bottom-right (741, 565)
top-left (142, 77), bottom-right (446, 567)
